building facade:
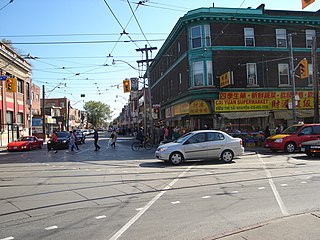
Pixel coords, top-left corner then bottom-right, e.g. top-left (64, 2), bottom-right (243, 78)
top-left (150, 4), bottom-right (320, 133)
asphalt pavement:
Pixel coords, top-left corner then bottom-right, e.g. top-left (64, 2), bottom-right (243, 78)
top-left (2, 138), bottom-right (320, 240)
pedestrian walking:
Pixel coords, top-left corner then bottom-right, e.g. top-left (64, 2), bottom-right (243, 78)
top-left (110, 130), bottom-right (117, 148)
top-left (49, 130), bottom-right (58, 153)
top-left (67, 131), bottom-right (78, 152)
top-left (264, 126), bottom-right (271, 139)
top-left (73, 130), bottom-right (80, 151)
top-left (93, 129), bottom-right (101, 151)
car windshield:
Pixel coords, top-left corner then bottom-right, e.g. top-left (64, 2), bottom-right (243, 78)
top-left (282, 125), bottom-right (302, 134)
top-left (18, 137), bottom-right (32, 141)
top-left (175, 132), bottom-right (193, 143)
top-left (56, 132), bottom-right (70, 137)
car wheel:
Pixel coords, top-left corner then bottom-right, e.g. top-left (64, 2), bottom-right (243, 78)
top-left (29, 144), bottom-right (33, 151)
top-left (221, 150), bottom-right (234, 163)
top-left (285, 142), bottom-right (296, 153)
top-left (169, 152), bottom-right (183, 165)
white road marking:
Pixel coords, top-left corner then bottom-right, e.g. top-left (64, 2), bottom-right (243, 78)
top-left (258, 187), bottom-right (266, 190)
top-left (45, 225), bottom-right (58, 230)
top-left (108, 165), bottom-right (194, 240)
top-left (281, 184), bottom-right (288, 187)
top-left (0, 237), bottom-right (14, 240)
top-left (301, 181), bottom-right (307, 184)
top-left (230, 191), bottom-right (239, 194)
top-left (96, 169), bottom-right (101, 172)
top-left (95, 215), bottom-right (106, 219)
top-left (135, 208), bottom-right (143, 211)
top-left (202, 196), bottom-right (211, 199)
top-left (258, 153), bottom-right (289, 216)
top-left (171, 201), bottom-right (181, 204)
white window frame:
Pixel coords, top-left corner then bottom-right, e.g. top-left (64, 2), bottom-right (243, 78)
top-left (278, 63), bottom-right (290, 85)
top-left (207, 61), bottom-right (213, 85)
top-left (191, 26), bottom-right (202, 49)
top-left (246, 63), bottom-right (257, 85)
top-left (244, 28), bottom-right (255, 47)
top-left (276, 29), bottom-right (287, 47)
top-left (306, 29), bottom-right (316, 48)
top-left (204, 25), bottom-right (211, 47)
top-left (193, 61), bottom-right (204, 87)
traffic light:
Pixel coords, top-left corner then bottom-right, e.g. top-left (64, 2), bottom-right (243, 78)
top-left (123, 79), bottom-right (130, 93)
top-left (299, 59), bottom-right (308, 79)
top-left (6, 77), bottom-right (17, 92)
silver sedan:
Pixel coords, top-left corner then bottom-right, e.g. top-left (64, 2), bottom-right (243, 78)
top-left (155, 130), bottom-right (245, 165)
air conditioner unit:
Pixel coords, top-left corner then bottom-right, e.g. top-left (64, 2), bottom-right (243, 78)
top-left (248, 77), bottom-right (255, 85)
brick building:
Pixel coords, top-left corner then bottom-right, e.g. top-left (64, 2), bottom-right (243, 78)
top-left (150, 4), bottom-right (320, 132)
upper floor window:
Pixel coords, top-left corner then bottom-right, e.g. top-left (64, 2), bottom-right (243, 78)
top-left (193, 61), bottom-right (204, 86)
top-left (177, 42), bottom-right (181, 53)
top-left (178, 73), bottom-right (182, 93)
top-left (207, 61), bottom-right (213, 85)
top-left (306, 29), bottom-right (316, 48)
top-left (246, 63), bottom-right (257, 85)
top-left (17, 80), bottom-right (23, 93)
top-left (36, 94), bottom-right (39, 101)
top-left (278, 64), bottom-right (289, 85)
top-left (244, 28), bottom-right (255, 47)
top-left (276, 29), bottom-right (287, 47)
top-left (26, 82), bottom-right (30, 99)
top-left (308, 63), bottom-right (313, 85)
top-left (191, 26), bottom-right (202, 49)
top-left (204, 25), bottom-right (211, 47)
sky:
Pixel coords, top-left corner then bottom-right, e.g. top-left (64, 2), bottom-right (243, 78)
top-left (0, 0), bottom-right (319, 119)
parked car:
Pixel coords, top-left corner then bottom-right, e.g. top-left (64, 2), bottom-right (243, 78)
top-left (47, 131), bottom-right (70, 150)
top-left (300, 140), bottom-right (320, 157)
top-left (75, 130), bottom-right (85, 144)
top-left (155, 130), bottom-right (244, 165)
top-left (7, 136), bottom-right (44, 151)
top-left (265, 123), bottom-right (320, 153)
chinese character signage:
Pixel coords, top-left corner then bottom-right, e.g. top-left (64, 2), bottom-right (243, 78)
top-left (220, 71), bottom-right (234, 88)
top-left (189, 100), bottom-right (211, 115)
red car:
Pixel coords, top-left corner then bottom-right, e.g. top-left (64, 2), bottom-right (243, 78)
top-left (7, 136), bottom-right (44, 151)
top-left (265, 124), bottom-right (320, 153)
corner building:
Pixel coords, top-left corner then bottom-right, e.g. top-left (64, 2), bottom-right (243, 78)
top-left (150, 4), bottom-right (320, 131)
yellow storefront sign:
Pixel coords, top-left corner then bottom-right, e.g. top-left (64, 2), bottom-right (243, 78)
top-left (190, 100), bottom-right (211, 115)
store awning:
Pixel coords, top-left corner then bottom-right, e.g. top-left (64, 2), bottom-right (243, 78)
top-left (273, 110), bottom-right (314, 120)
top-left (219, 111), bottom-right (270, 119)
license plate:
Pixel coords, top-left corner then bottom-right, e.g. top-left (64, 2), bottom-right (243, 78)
top-left (301, 147), bottom-right (305, 152)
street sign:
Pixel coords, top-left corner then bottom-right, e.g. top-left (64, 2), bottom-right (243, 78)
top-left (0, 76), bottom-right (7, 81)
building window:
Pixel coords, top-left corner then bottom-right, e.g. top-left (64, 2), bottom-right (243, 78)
top-left (17, 113), bottom-right (23, 124)
top-left (26, 82), bottom-right (30, 99)
top-left (306, 29), bottom-right (316, 48)
top-left (191, 26), bottom-right (202, 49)
top-left (204, 25), bottom-right (211, 47)
top-left (17, 80), bottom-right (23, 93)
top-left (207, 61), bottom-right (213, 85)
top-left (36, 94), bottom-right (39, 101)
top-left (6, 111), bottom-right (13, 130)
top-left (32, 92), bottom-right (34, 100)
top-left (246, 63), bottom-right (257, 85)
top-left (177, 42), bottom-right (181, 53)
top-left (308, 63), bottom-right (313, 85)
top-left (178, 73), bottom-right (182, 93)
top-left (276, 29), bottom-right (287, 47)
top-left (244, 28), bottom-right (255, 47)
top-left (278, 64), bottom-right (289, 85)
top-left (193, 61), bottom-right (204, 86)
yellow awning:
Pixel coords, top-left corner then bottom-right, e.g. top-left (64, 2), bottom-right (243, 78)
top-left (219, 111), bottom-right (270, 119)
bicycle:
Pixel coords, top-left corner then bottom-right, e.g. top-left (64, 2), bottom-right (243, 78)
top-left (131, 138), bottom-right (153, 151)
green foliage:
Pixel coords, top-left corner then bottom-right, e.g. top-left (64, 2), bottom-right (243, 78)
top-left (83, 101), bottom-right (112, 128)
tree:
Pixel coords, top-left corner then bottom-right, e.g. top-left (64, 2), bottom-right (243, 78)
top-left (83, 101), bottom-right (112, 128)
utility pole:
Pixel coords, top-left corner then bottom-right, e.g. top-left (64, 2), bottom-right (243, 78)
top-left (42, 85), bottom-right (46, 140)
top-left (312, 36), bottom-right (319, 123)
top-left (288, 33), bottom-right (297, 124)
top-left (136, 45), bottom-right (157, 143)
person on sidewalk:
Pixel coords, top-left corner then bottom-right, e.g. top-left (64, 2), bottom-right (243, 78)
top-left (110, 130), bottom-right (117, 148)
top-left (73, 130), bottom-right (80, 151)
top-left (93, 129), bottom-right (101, 151)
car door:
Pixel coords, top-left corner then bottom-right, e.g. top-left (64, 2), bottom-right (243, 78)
top-left (207, 132), bottom-right (226, 158)
top-left (183, 133), bottom-right (207, 159)
top-left (296, 126), bottom-right (316, 145)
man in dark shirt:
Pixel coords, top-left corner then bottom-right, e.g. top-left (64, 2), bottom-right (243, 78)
top-left (93, 129), bottom-right (101, 151)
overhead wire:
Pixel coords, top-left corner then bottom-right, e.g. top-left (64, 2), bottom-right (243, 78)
top-left (0, 0), bottom-right (13, 12)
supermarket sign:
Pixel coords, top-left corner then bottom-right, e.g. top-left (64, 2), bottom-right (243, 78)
top-left (214, 90), bottom-right (315, 112)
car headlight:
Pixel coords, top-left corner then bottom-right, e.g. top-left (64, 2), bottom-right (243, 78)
top-left (157, 147), bottom-right (168, 152)
top-left (62, 140), bottom-right (67, 143)
top-left (274, 138), bottom-right (283, 143)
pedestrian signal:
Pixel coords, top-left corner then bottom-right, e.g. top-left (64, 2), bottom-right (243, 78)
top-left (123, 79), bottom-right (130, 93)
top-left (6, 77), bottom-right (17, 92)
top-left (299, 59), bottom-right (308, 79)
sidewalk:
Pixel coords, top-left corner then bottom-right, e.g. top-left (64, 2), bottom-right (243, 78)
top-left (218, 211), bottom-right (320, 240)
